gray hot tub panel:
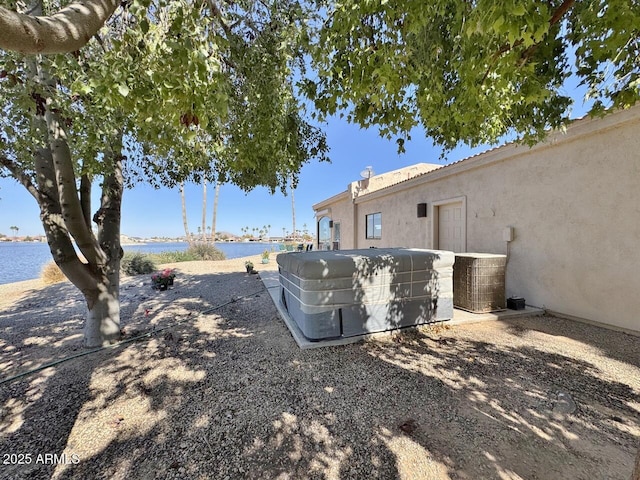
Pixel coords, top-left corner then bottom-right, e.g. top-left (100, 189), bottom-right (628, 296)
top-left (277, 248), bottom-right (454, 341)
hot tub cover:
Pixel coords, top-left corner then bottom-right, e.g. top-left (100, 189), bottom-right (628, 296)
top-left (277, 248), bottom-right (454, 341)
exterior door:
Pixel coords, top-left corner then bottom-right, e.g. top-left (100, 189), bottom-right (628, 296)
top-left (438, 202), bottom-right (464, 252)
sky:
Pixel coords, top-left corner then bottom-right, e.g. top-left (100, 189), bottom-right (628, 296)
top-left (0, 83), bottom-right (591, 239)
top-left (0, 117), bottom-right (486, 239)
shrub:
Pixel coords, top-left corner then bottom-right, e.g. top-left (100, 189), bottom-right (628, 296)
top-left (149, 250), bottom-right (196, 264)
top-left (41, 261), bottom-right (67, 284)
top-left (147, 244), bottom-right (226, 264)
top-left (121, 252), bottom-right (156, 276)
top-left (186, 243), bottom-right (226, 261)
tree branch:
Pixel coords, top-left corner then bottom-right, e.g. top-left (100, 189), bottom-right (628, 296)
top-left (80, 172), bottom-right (92, 231)
top-left (549, 0), bottom-right (576, 27)
top-left (481, 0), bottom-right (576, 83)
top-left (208, 0), bottom-right (233, 37)
top-left (0, 0), bottom-right (120, 54)
top-left (94, 139), bottom-right (124, 267)
top-left (0, 154), bottom-right (40, 201)
top-left (35, 148), bottom-right (99, 295)
top-left (518, 0), bottom-right (576, 65)
top-left (45, 108), bottom-right (105, 267)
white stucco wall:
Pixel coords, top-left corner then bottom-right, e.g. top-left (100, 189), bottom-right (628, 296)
top-left (313, 163), bottom-right (441, 250)
top-left (316, 107), bottom-right (640, 333)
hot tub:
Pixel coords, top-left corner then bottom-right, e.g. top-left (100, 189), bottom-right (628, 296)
top-left (277, 248), bottom-right (454, 341)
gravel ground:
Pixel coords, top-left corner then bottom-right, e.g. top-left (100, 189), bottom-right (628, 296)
top-left (0, 254), bottom-right (639, 480)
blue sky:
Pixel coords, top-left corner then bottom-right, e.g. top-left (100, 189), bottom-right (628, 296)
top-left (0, 116), bottom-right (488, 238)
top-left (0, 84), bottom-right (591, 239)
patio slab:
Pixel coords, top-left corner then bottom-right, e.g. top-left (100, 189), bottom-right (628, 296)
top-left (260, 271), bottom-right (544, 350)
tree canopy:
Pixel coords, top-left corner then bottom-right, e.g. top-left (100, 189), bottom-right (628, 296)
top-left (0, 0), bottom-right (328, 346)
top-left (1, 0), bottom-right (328, 192)
top-left (306, 0), bottom-right (640, 151)
top-left (2, 1), bottom-right (638, 153)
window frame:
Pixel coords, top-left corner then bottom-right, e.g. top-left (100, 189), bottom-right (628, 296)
top-left (365, 212), bottom-right (382, 240)
top-left (317, 216), bottom-right (332, 250)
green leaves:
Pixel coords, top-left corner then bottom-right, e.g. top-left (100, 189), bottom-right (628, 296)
top-left (511, 4), bottom-right (526, 16)
top-left (0, 0), bottom-right (328, 197)
top-left (309, 0), bottom-right (640, 151)
top-left (117, 84), bottom-right (130, 97)
top-left (5, 0), bottom-right (635, 187)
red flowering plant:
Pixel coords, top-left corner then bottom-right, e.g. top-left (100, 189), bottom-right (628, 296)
top-left (151, 268), bottom-right (176, 290)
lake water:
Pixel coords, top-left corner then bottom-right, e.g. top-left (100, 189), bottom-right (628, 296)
top-left (0, 241), bottom-right (278, 285)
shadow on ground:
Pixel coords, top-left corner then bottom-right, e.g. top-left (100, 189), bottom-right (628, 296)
top-left (0, 271), bottom-right (638, 479)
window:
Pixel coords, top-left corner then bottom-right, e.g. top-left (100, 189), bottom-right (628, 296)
top-left (366, 213), bottom-right (382, 239)
top-left (318, 216), bottom-right (332, 250)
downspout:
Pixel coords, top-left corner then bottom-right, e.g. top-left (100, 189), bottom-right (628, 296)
top-left (353, 200), bottom-right (358, 249)
top-left (349, 182), bottom-right (358, 249)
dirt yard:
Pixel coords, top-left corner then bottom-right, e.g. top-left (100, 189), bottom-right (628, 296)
top-left (0, 257), bottom-right (638, 479)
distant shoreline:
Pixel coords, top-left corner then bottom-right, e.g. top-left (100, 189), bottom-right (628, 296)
top-left (0, 241), bottom-right (275, 285)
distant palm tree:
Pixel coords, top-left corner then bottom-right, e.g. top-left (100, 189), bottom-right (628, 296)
top-left (210, 181), bottom-right (221, 243)
top-left (10, 225), bottom-right (18, 239)
top-left (267, 224), bottom-right (271, 241)
top-left (179, 183), bottom-right (192, 244)
top-left (201, 179), bottom-right (208, 243)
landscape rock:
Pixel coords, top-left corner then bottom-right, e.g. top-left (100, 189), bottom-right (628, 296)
top-left (552, 390), bottom-right (577, 419)
top-left (0, 257), bottom-right (638, 480)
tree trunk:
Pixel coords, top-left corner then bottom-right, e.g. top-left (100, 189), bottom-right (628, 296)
top-left (211, 181), bottom-right (220, 243)
top-left (632, 446), bottom-right (640, 480)
top-left (34, 47), bottom-right (105, 268)
top-left (90, 145), bottom-right (124, 347)
top-left (35, 146), bottom-right (122, 347)
top-left (201, 179), bottom-right (207, 243)
top-left (180, 182), bottom-right (191, 244)
top-left (84, 283), bottom-right (120, 347)
top-left (80, 171), bottom-right (92, 230)
top-left (35, 149), bottom-right (98, 290)
top-left (23, 37), bottom-right (123, 347)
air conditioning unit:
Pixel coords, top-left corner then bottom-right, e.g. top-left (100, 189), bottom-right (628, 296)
top-left (453, 253), bottom-right (507, 313)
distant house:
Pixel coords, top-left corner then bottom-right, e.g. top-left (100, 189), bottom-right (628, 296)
top-left (312, 106), bottom-right (640, 335)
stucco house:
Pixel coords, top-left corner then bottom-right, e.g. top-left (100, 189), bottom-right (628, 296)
top-left (312, 106), bottom-right (640, 335)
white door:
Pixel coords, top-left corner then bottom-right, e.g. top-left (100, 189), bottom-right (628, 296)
top-left (438, 202), bottom-right (464, 252)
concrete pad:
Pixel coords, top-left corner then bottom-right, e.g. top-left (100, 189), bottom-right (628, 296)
top-left (260, 271), bottom-right (544, 350)
top-left (448, 305), bottom-right (545, 327)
